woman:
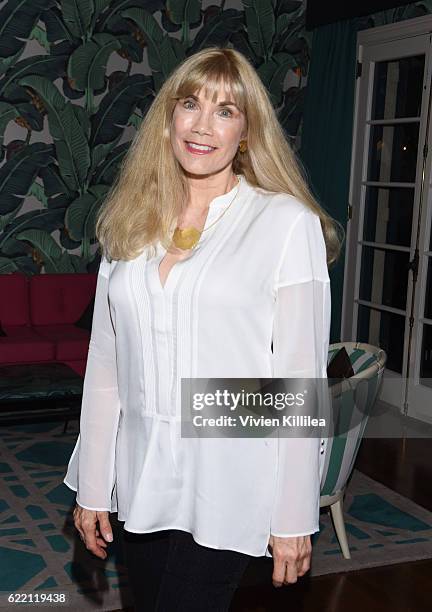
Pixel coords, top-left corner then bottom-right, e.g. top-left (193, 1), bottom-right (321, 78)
top-left (64, 46), bottom-right (342, 611)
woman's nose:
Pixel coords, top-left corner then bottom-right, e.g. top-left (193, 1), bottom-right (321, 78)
top-left (191, 110), bottom-right (213, 135)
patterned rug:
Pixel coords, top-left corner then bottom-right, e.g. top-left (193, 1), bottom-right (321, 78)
top-left (0, 421), bottom-right (431, 610)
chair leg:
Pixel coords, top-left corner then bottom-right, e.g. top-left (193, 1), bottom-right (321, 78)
top-left (330, 499), bottom-right (351, 559)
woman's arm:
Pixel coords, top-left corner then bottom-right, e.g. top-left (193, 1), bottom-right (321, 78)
top-left (270, 278), bottom-right (331, 536)
top-left (270, 209), bottom-right (331, 537)
top-left (63, 255), bottom-right (121, 511)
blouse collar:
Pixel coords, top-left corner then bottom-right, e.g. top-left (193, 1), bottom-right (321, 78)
top-left (207, 174), bottom-right (246, 210)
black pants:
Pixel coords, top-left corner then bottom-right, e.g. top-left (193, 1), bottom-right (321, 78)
top-left (122, 528), bottom-right (251, 612)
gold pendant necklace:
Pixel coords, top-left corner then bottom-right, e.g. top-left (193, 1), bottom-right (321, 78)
top-left (171, 175), bottom-right (241, 251)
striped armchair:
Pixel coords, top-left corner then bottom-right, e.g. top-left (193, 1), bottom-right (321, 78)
top-left (320, 342), bottom-right (387, 558)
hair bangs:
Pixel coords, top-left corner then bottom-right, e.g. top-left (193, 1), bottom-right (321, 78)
top-left (173, 60), bottom-right (246, 114)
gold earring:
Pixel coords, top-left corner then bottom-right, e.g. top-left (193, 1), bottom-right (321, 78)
top-left (238, 139), bottom-right (247, 153)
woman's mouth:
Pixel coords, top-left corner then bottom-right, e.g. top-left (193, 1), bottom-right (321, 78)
top-left (184, 141), bottom-right (217, 155)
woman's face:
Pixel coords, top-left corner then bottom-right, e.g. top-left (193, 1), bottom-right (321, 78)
top-left (170, 83), bottom-right (247, 178)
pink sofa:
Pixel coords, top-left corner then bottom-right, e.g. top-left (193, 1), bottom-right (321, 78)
top-left (0, 272), bottom-right (97, 377)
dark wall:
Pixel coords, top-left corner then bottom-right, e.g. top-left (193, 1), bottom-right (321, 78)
top-left (306, 0), bottom-right (419, 29)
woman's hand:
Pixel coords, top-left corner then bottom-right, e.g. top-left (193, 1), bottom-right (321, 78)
top-left (268, 534), bottom-right (312, 587)
top-left (73, 504), bottom-right (113, 560)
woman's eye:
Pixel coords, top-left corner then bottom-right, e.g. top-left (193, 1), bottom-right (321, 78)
top-left (181, 100), bottom-right (233, 117)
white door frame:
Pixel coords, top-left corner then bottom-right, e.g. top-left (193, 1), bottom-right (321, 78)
top-left (341, 15), bottom-right (432, 421)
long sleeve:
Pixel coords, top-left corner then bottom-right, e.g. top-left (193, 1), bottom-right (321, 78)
top-left (269, 209), bottom-right (331, 537)
top-left (63, 255), bottom-right (121, 511)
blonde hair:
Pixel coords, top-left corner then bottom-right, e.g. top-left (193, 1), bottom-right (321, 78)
top-left (96, 46), bottom-right (344, 266)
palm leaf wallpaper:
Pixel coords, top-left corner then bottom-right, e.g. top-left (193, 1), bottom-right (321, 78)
top-left (0, 0), bottom-right (430, 275)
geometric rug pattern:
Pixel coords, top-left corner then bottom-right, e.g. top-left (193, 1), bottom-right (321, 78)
top-left (1, 420), bottom-right (432, 608)
top-left (310, 468), bottom-right (432, 576)
top-left (0, 420), bottom-right (131, 610)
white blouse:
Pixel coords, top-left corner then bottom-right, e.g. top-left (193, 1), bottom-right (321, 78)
top-left (63, 173), bottom-right (331, 558)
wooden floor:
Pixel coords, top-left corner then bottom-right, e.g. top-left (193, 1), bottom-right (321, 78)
top-left (117, 413), bottom-right (432, 611)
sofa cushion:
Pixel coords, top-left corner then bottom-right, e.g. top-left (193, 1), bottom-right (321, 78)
top-left (64, 360), bottom-right (86, 377)
top-left (74, 295), bottom-right (95, 331)
top-left (0, 273), bottom-right (30, 326)
top-left (29, 273), bottom-right (97, 326)
top-left (0, 325), bottom-right (55, 363)
top-left (327, 346), bottom-right (355, 379)
top-left (33, 324), bottom-right (90, 361)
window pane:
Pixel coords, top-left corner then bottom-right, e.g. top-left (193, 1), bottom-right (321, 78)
top-left (363, 186), bottom-right (413, 247)
top-left (359, 246), bottom-right (409, 310)
top-left (371, 55), bottom-right (425, 120)
top-left (420, 324), bottom-right (432, 388)
top-left (425, 259), bottom-right (432, 320)
top-left (357, 305), bottom-right (405, 373)
top-left (368, 123), bottom-right (419, 182)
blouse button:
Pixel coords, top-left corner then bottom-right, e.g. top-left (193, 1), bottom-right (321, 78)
top-left (321, 440), bottom-right (325, 445)
top-left (320, 449), bottom-right (325, 454)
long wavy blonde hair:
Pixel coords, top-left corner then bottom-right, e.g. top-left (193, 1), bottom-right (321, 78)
top-left (96, 46), bottom-right (344, 266)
